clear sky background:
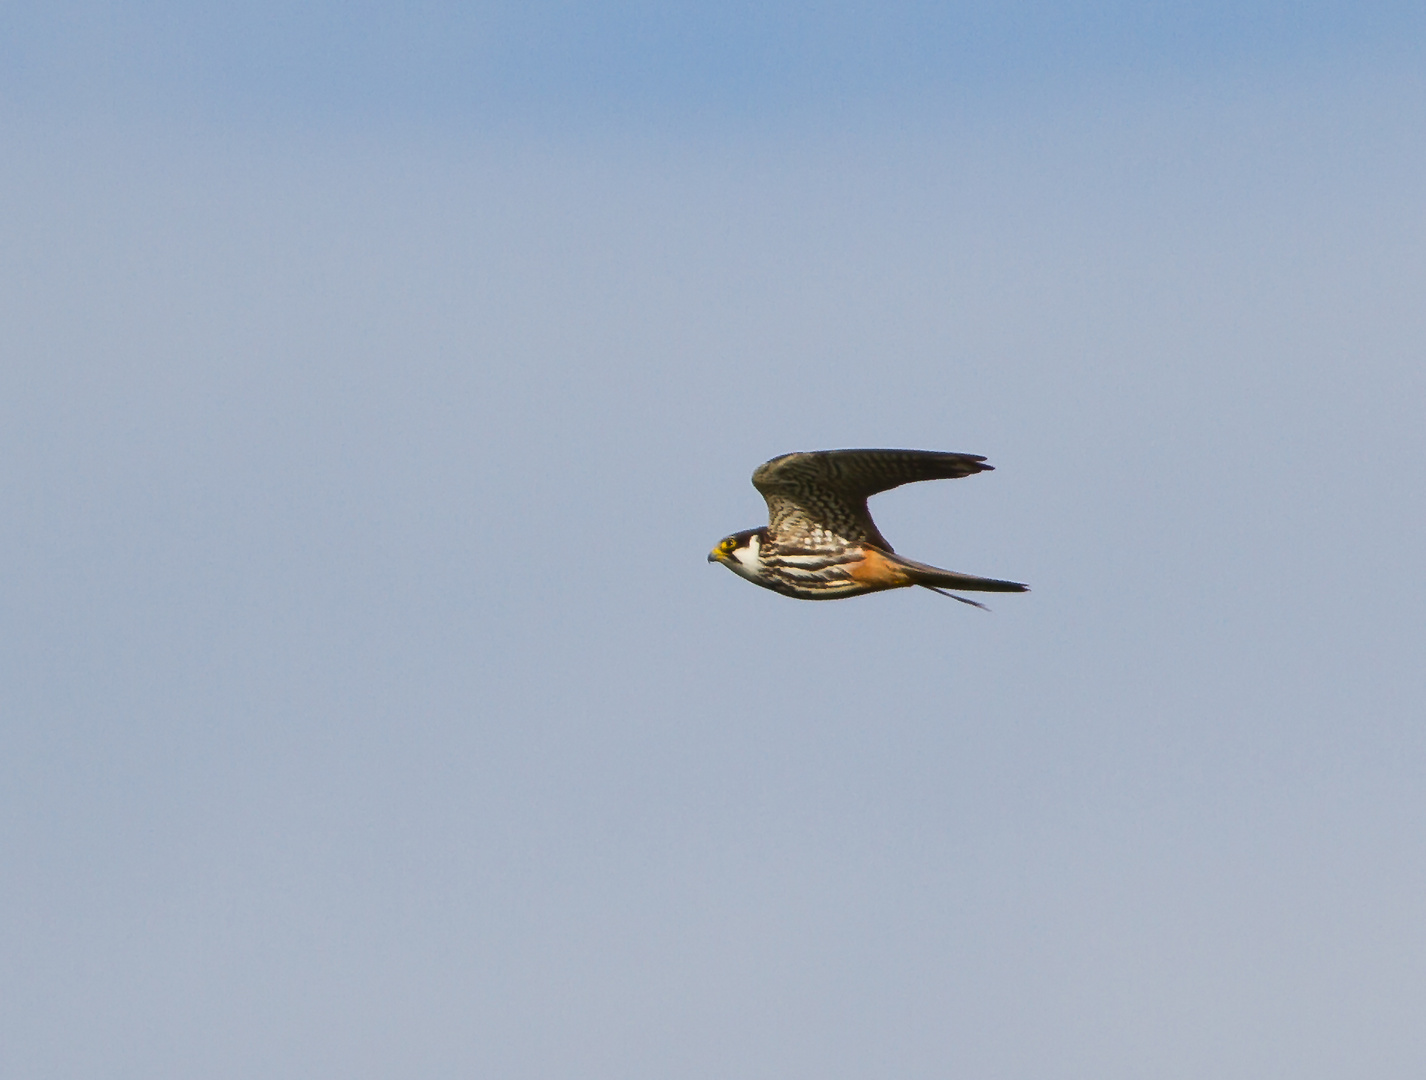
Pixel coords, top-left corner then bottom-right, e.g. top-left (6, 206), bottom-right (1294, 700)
top-left (4, 4), bottom-right (1425, 1078)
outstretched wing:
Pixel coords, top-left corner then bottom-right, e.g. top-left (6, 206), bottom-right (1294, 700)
top-left (752, 449), bottom-right (992, 550)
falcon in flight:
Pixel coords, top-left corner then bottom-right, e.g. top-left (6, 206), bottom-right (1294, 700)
top-left (708, 449), bottom-right (1027, 606)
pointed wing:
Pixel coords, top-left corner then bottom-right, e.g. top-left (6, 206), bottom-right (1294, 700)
top-left (751, 449), bottom-right (992, 550)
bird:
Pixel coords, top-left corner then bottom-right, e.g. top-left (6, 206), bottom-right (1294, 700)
top-left (708, 448), bottom-right (1027, 607)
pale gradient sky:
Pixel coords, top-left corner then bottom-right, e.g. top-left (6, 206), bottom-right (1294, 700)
top-left (3, 5), bottom-right (1425, 1079)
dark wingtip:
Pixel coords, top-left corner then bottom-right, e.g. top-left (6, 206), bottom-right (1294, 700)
top-left (975, 580), bottom-right (1029, 592)
top-left (984, 578), bottom-right (1029, 592)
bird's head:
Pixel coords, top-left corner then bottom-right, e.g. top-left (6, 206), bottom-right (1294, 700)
top-left (708, 528), bottom-right (766, 579)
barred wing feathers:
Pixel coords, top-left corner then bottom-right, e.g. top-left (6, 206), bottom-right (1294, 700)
top-left (752, 449), bottom-right (992, 550)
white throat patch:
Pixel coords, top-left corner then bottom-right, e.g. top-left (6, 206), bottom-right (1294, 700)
top-left (727, 532), bottom-right (763, 580)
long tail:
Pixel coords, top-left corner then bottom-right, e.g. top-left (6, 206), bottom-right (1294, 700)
top-left (888, 553), bottom-right (1029, 609)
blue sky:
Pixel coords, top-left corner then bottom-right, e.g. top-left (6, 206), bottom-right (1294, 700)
top-left (6, 1), bottom-right (1425, 123)
top-left (4, 6), bottom-right (1426, 1079)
